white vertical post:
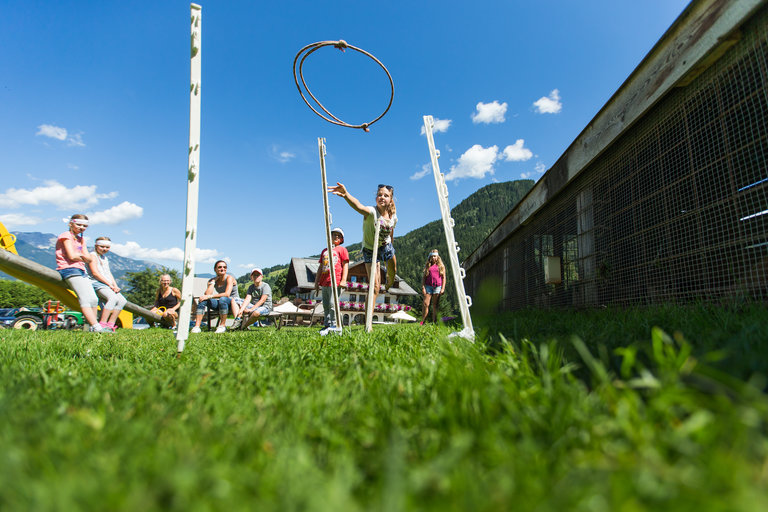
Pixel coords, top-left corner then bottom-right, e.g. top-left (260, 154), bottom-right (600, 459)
top-left (423, 115), bottom-right (475, 341)
top-left (318, 138), bottom-right (342, 332)
top-left (364, 216), bottom-right (381, 333)
top-left (176, 4), bottom-right (202, 354)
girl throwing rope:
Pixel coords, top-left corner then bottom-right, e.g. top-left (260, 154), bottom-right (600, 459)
top-left (329, 182), bottom-right (398, 307)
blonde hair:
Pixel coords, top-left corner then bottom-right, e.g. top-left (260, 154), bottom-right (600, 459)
top-left (156, 274), bottom-right (173, 302)
top-left (423, 249), bottom-right (445, 279)
top-left (69, 214), bottom-right (89, 237)
top-left (376, 185), bottom-right (396, 218)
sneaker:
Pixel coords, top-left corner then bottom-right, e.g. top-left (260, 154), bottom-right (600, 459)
top-left (215, 325), bottom-right (226, 334)
top-left (89, 324), bottom-right (112, 333)
top-left (99, 321), bottom-right (110, 329)
top-left (320, 326), bottom-right (342, 337)
top-left (191, 326), bottom-right (202, 333)
top-left (231, 317), bottom-right (242, 330)
top-left (319, 326), bottom-right (331, 336)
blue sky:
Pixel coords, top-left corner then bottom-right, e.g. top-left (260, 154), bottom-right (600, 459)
top-left (0, 0), bottom-right (690, 273)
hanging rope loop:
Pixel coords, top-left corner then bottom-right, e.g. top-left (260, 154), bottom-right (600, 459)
top-left (293, 40), bottom-right (394, 132)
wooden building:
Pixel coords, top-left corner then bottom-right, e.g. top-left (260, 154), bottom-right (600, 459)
top-left (283, 257), bottom-right (419, 325)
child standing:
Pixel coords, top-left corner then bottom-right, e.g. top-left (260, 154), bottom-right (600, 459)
top-left (55, 214), bottom-right (109, 333)
top-left (421, 249), bottom-right (446, 324)
top-left (328, 183), bottom-right (398, 310)
top-left (313, 227), bottom-right (349, 335)
top-left (88, 236), bottom-right (128, 331)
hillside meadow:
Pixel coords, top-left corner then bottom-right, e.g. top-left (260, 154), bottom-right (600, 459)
top-left (1, 305), bottom-right (767, 511)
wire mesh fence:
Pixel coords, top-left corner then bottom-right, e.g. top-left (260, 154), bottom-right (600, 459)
top-left (467, 4), bottom-right (768, 310)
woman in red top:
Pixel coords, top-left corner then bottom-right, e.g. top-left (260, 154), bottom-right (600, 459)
top-left (421, 249), bottom-right (446, 325)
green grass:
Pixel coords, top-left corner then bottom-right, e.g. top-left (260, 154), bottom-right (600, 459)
top-left (1, 306), bottom-right (767, 511)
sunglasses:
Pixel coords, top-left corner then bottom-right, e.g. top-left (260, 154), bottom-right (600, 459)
top-left (378, 184), bottom-right (393, 191)
top-left (216, 266), bottom-right (227, 270)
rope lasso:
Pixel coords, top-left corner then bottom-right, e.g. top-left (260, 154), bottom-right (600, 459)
top-left (293, 40), bottom-right (394, 132)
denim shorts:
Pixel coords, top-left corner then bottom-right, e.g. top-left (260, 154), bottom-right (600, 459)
top-left (91, 279), bottom-right (109, 291)
top-left (58, 267), bottom-right (85, 280)
top-left (362, 243), bottom-right (395, 264)
top-left (196, 297), bottom-right (231, 315)
top-left (425, 285), bottom-right (442, 295)
top-left (244, 305), bottom-right (270, 316)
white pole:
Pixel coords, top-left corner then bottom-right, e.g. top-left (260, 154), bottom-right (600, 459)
top-left (423, 115), bottom-right (475, 341)
top-left (177, 4), bottom-right (202, 354)
top-left (318, 138), bottom-right (342, 332)
top-left (364, 216), bottom-right (381, 333)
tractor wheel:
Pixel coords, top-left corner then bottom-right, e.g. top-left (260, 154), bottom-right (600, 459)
top-left (12, 315), bottom-right (42, 331)
top-left (63, 316), bottom-right (80, 330)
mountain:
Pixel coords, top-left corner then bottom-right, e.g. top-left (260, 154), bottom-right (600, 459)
top-left (2, 180), bottom-right (534, 313)
top-left (344, 180), bottom-right (535, 314)
top-left (0, 232), bottom-right (163, 288)
top-left (232, 180), bottom-right (535, 313)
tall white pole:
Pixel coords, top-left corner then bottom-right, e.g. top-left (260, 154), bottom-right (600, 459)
top-left (423, 115), bottom-right (474, 341)
top-left (318, 138), bottom-right (342, 332)
top-left (177, 4), bottom-right (202, 354)
top-left (364, 218), bottom-right (381, 333)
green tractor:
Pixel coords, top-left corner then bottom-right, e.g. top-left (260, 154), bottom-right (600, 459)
top-left (11, 301), bottom-right (84, 331)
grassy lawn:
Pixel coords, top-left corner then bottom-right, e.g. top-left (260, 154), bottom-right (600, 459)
top-left (1, 306), bottom-right (767, 511)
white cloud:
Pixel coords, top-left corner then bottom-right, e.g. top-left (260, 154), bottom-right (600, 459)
top-left (36, 124), bottom-right (86, 146)
top-left (533, 89), bottom-right (562, 114)
top-left (410, 164), bottom-right (432, 181)
top-left (0, 180), bottom-right (117, 210)
top-left (472, 101), bottom-right (507, 124)
top-left (270, 144), bottom-right (296, 163)
top-left (0, 213), bottom-right (42, 227)
top-left (420, 118), bottom-right (452, 135)
top-left (110, 241), bottom-right (221, 264)
top-left (521, 162), bottom-right (548, 180)
top-left (239, 263), bottom-right (256, 269)
top-left (88, 201), bottom-right (143, 224)
top-left (502, 139), bottom-right (533, 161)
top-left (445, 145), bottom-right (499, 181)
top-left (67, 133), bottom-right (85, 147)
top-left (36, 124), bottom-right (67, 140)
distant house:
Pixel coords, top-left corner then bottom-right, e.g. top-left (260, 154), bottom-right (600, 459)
top-left (283, 257), bottom-right (419, 325)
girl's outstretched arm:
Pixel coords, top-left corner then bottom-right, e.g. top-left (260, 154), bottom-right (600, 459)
top-left (328, 182), bottom-right (370, 217)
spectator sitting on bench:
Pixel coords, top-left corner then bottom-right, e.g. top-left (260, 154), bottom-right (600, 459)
top-left (234, 268), bottom-right (272, 330)
top-left (150, 273), bottom-right (181, 328)
top-left (191, 260), bottom-right (236, 334)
